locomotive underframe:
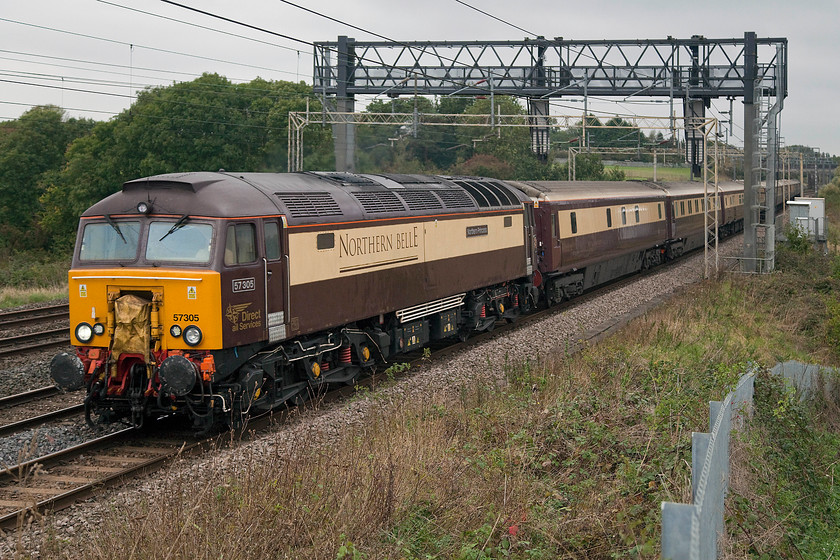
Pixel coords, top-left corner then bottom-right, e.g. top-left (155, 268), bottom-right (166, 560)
top-left (70, 276), bottom-right (536, 433)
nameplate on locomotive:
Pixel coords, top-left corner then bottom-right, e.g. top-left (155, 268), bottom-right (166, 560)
top-left (466, 225), bottom-right (488, 237)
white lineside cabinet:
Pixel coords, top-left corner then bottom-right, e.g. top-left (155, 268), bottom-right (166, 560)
top-left (787, 197), bottom-right (826, 241)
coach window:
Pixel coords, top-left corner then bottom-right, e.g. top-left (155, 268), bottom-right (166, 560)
top-left (551, 213), bottom-right (557, 239)
top-left (606, 208), bottom-right (612, 228)
top-left (570, 212), bottom-right (577, 234)
top-left (621, 207), bottom-right (627, 226)
top-left (658, 204), bottom-right (662, 219)
top-left (680, 201), bottom-right (685, 215)
top-left (695, 199), bottom-right (699, 213)
top-left (224, 223), bottom-right (257, 266)
top-left (264, 221), bottom-right (281, 261)
top-left (634, 205), bottom-right (640, 223)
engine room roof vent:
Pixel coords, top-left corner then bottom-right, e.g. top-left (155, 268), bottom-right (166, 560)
top-left (352, 191), bottom-right (406, 214)
top-left (436, 189), bottom-right (477, 209)
top-left (454, 180), bottom-right (520, 208)
top-left (385, 174), bottom-right (440, 184)
top-left (397, 190), bottom-right (444, 211)
top-left (314, 172), bottom-right (380, 187)
top-left (274, 192), bottom-right (342, 218)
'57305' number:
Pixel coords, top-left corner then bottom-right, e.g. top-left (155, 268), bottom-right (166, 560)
top-left (173, 313), bottom-right (199, 322)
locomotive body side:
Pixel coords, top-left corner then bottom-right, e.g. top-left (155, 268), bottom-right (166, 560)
top-left (285, 209), bottom-right (527, 338)
top-left (53, 172), bottom-right (537, 430)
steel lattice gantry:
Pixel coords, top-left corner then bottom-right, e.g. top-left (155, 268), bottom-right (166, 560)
top-left (314, 33), bottom-right (787, 172)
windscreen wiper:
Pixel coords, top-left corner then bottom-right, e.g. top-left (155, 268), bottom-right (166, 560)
top-left (159, 214), bottom-right (190, 242)
top-left (104, 214), bottom-right (126, 244)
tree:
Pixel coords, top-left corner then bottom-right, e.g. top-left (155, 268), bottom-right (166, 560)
top-left (39, 75), bottom-right (331, 249)
top-left (0, 106), bottom-right (93, 250)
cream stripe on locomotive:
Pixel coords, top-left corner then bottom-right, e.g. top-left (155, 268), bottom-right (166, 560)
top-left (287, 213), bottom-right (524, 285)
top-left (557, 201), bottom-right (663, 238)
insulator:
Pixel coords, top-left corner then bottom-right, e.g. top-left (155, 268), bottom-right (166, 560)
top-left (321, 362), bottom-right (330, 372)
top-left (340, 346), bottom-right (352, 364)
top-left (514, 293), bottom-right (519, 307)
top-left (479, 305), bottom-right (486, 318)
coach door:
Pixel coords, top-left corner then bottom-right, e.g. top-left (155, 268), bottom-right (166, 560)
top-left (523, 203), bottom-right (536, 275)
top-left (262, 219), bottom-right (288, 343)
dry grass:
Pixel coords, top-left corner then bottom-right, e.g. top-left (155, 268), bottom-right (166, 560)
top-left (24, 243), bottom-right (840, 559)
top-left (0, 286), bottom-right (67, 309)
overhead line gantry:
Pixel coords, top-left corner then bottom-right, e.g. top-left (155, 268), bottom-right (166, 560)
top-left (314, 33), bottom-right (787, 273)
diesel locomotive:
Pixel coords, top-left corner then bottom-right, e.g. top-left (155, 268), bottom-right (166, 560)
top-left (49, 171), bottom-right (796, 431)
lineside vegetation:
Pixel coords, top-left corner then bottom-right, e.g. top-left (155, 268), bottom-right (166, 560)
top-left (20, 173), bottom-right (840, 559)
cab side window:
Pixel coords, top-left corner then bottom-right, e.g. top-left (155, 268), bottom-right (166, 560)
top-left (264, 221), bottom-right (281, 261)
top-left (224, 223), bottom-right (257, 266)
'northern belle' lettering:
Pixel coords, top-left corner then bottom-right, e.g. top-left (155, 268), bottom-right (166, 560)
top-left (339, 227), bottom-right (418, 258)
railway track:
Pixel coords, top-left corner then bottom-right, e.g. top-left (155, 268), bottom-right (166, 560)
top-left (0, 386), bottom-right (60, 408)
top-left (0, 328), bottom-right (70, 358)
top-left (0, 248), bottom-right (706, 532)
top-left (0, 426), bottom-right (200, 530)
top-left (0, 304), bottom-right (69, 329)
top-left (0, 386), bottom-right (85, 439)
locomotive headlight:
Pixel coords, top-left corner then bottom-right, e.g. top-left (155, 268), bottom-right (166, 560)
top-left (136, 201), bottom-right (152, 215)
top-left (170, 325), bottom-right (182, 338)
top-left (75, 322), bottom-right (94, 343)
top-left (93, 323), bottom-right (105, 336)
top-left (183, 325), bottom-right (202, 346)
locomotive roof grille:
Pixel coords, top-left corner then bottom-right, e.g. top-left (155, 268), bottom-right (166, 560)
top-left (456, 180), bottom-right (520, 208)
top-left (436, 189), bottom-right (476, 209)
top-left (397, 190), bottom-right (444, 211)
top-left (274, 192), bottom-right (343, 218)
top-left (384, 174), bottom-right (440, 184)
top-left (352, 191), bottom-right (407, 214)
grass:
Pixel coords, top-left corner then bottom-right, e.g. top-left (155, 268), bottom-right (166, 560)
top-left (17, 209), bottom-right (840, 558)
top-left (0, 250), bottom-right (69, 309)
top-left (0, 286), bottom-right (68, 309)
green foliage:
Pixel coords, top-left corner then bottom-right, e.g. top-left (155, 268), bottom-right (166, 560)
top-left (0, 106), bottom-right (94, 250)
top-left (728, 373), bottom-right (840, 558)
top-left (557, 152), bottom-right (625, 181)
top-left (0, 249), bottom-right (69, 289)
top-left (336, 535), bottom-right (367, 559)
top-left (783, 223), bottom-right (812, 254)
top-left (38, 74), bottom-right (328, 248)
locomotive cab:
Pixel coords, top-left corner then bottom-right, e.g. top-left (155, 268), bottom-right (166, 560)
top-left (52, 175), bottom-right (290, 430)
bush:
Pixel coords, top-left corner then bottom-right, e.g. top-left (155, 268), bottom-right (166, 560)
top-left (0, 249), bottom-right (69, 289)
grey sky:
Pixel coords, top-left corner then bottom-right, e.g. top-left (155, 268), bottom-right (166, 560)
top-left (2, 0), bottom-right (837, 155)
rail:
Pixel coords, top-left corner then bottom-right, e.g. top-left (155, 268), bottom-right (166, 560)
top-left (0, 304), bottom-right (69, 329)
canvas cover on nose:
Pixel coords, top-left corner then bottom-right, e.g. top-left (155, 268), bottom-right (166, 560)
top-left (111, 294), bottom-right (151, 375)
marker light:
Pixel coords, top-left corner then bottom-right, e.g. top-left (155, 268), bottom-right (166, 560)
top-left (93, 323), bottom-right (105, 336)
top-left (170, 325), bottom-right (182, 338)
